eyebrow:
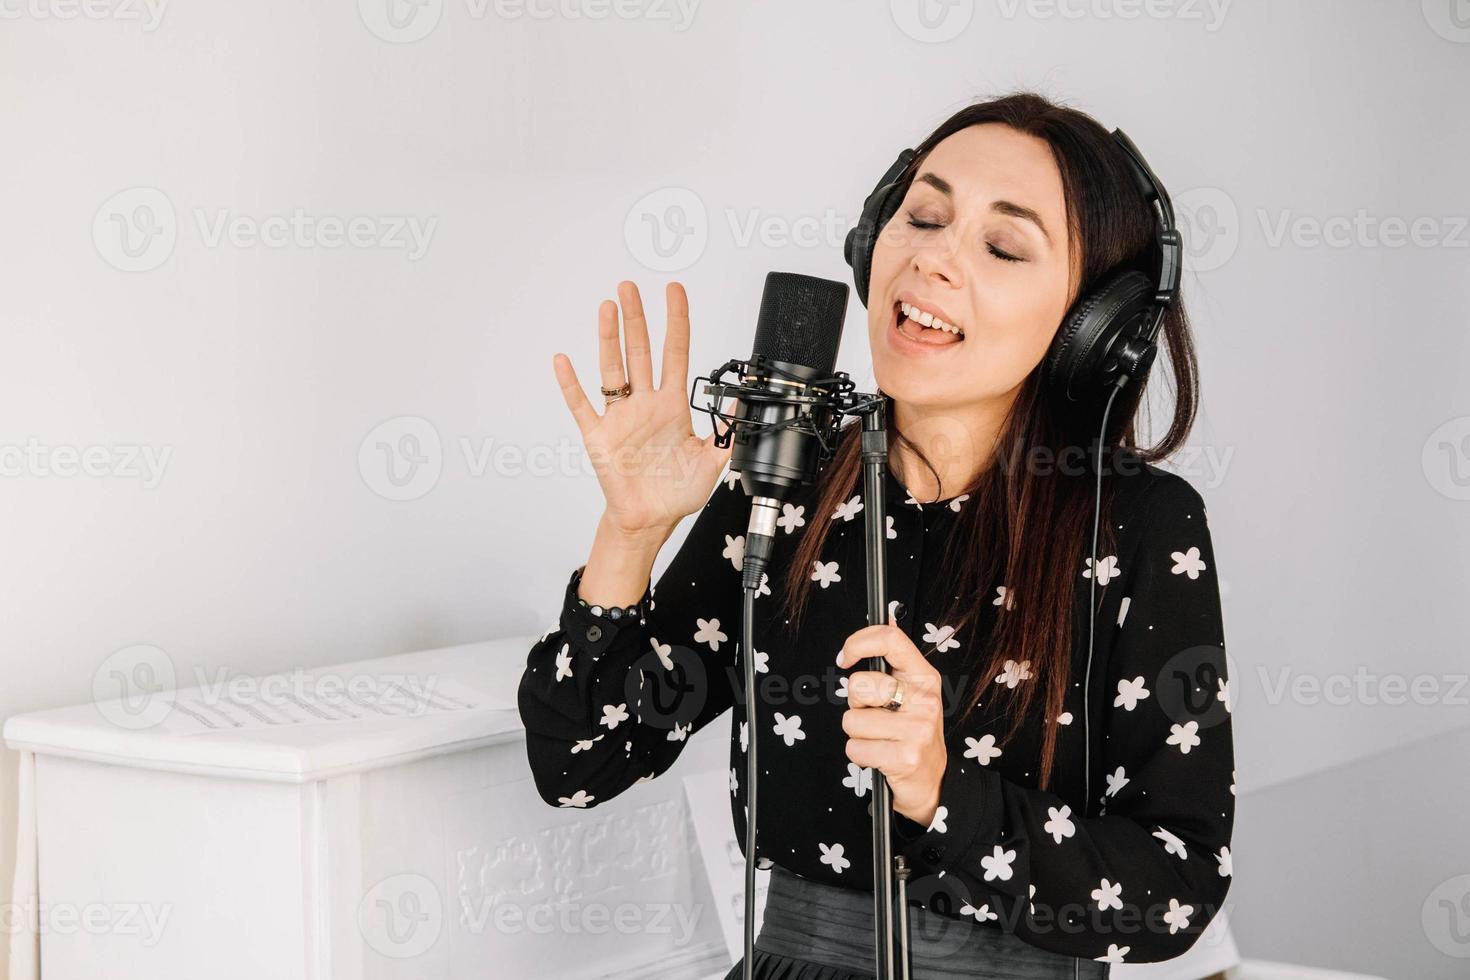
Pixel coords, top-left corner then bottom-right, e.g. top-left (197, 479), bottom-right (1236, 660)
top-left (914, 171), bottom-right (1053, 244)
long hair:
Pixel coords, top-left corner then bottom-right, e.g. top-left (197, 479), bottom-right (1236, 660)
top-left (776, 91), bottom-right (1200, 793)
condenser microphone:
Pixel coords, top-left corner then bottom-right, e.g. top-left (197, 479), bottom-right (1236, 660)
top-left (729, 271), bottom-right (849, 589)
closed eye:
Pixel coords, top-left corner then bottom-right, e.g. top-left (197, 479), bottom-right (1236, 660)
top-left (904, 216), bottom-right (1026, 263)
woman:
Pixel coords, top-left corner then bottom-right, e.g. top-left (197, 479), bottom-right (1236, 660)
top-left (518, 91), bottom-right (1235, 979)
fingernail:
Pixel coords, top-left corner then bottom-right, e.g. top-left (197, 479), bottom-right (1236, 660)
top-left (835, 648), bottom-right (845, 667)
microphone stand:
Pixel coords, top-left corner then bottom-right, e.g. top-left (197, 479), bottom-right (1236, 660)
top-left (694, 367), bottom-right (911, 980)
top-left (852, 396), bottom-right (911, 980)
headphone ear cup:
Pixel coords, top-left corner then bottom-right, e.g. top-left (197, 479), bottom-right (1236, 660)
top-left (1044, 269), bottom-right (1155, 405)
top-left (846, 149), bottom-right (916, 308)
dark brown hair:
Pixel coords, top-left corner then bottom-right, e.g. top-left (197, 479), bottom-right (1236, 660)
top-left (776, 91), bottom-right (1200, 792)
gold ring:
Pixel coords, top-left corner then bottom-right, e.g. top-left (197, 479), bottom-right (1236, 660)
top-left (883, 678), bottom-right (905, 712)
top-left (601, 382), bottom-right (632, 405)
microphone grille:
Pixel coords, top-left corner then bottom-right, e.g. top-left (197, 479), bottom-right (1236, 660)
top-left (751, 272), bottom-right (849, 373)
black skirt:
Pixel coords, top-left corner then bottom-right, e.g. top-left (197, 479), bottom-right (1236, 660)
top-left (724, 864), bottom-right (1110, 980)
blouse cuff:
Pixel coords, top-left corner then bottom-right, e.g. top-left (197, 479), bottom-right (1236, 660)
top-left (898, 758), bottom-right (1004, 883)
top-left (558, 564), bottom-right (655, 659)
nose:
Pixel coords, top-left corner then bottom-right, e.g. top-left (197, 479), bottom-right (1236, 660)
top-left (910, 224), bottom-right (963, 288)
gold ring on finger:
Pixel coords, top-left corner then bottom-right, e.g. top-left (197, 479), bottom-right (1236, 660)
top-left (883, 678), bottom-right (905, 712)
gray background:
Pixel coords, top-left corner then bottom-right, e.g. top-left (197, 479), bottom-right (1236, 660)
top-left (2, 1), bottom-right (1467, 977)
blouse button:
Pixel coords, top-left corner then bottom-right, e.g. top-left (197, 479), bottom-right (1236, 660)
top-left (893, 601), bottom-right (908, 620)
top-left (585, 625), bottom-right (603, 642)
top-left (922, 846), bottom-right (942, 864)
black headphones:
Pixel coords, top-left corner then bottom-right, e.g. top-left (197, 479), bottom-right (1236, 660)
top-left (843, 127), bottom-right (1183, 413)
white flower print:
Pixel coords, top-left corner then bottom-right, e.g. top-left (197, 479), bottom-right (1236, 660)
top-left (1215, 845), bottom-right (1233, 877)
top-left (948, 493), bottom-right (970, 513)
top-left (740, 721), bottom-right (748, 752)
top-left (993, 585), bottom-right (1015, 610)
top-left (842, 762), bottom-right (872, 797)
top-left (832, 494), bottom-right (863, 522)
top-left (1105, 765), bottom-right (1130, 798)
top-left (1095, 944), bottom-right (1131, 965)
top-left (1163, 898), bottom-right (1194, 934)
top-left (922, 622), bottom-right (960, 653)
top-left (1168, 720), bottom-right (1202, 754)
top-left (980, 844), bottom-right (1016, 882)
top-left (886, 514), bottom-right (896, 540)
top-left (558, 789), bottom-right (595, 808)
top-left (751, 648), bottom-right (769, 674)
top-left (555, 643), bottom-right (574, 682)
top-left (1083, 555), bottom-right (1120, 585)
top-left (1091, 878), bottom-right (1123, 912)
top-left (729, 767), bottom-right (738, 794)
top-left (903, 490), bottom-right (922, 509)
top-left (754, 571), bottom-right (771, 598)
top-left (996, 659), bottom-right (1033, 688)
top-left (963, 733), bottom-right (1003, 765)
top-left (724, 469), bottom-right (742, 491)
top-left (1171, 545), bottom-right (1207, 579)
top-left (650, 637), bottom-right (673, 671)
top-left (1057, 711), bottom-right (1074, 726)
top-left (693, 617), bottom-right (728, 651)
top-left (927, 806), bottom-right (948, 833)
top-left (1028, 883), bottom-right (1036, 915)
top-left (887, 599), bottom-right (901, 622)
top-left (666, 720), bottom-right (690, 742)
top-left (835, 676), bottom-right (849, 700)
top-left (772, 711), bottom-right (806, 746)
top-left (818, 842), bottom-right (851, 874)
top-left (777, 502), bottom-right (806, 534)
top-left (959, 901), bottom-right (998, 923)
top-left (1217, 677), bottom-right (1232, 713)
top-left (1153, 826), bottom-right (1188, 860)
top-left (571, 734), bottom-right (604, 754)
top-left (811, 560), bottom-right (842, 589)
top-left (1117, 595), bottom-right (1131, 626)
top-left (1114, 675), bottom-right (1151, 711)
top-left (1044, 805), bottom-right (1076, 844)
top-left (722, 533), bottom-right (745, 571)
top-left (600, 703), bottom-right (629, 729)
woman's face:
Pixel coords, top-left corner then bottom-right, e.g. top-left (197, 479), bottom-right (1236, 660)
top-left (866, 123), bottom-right (1077, 413)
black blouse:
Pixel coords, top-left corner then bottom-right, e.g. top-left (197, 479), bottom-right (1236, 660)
top-left (517, 455), bottom-right (1235, 967)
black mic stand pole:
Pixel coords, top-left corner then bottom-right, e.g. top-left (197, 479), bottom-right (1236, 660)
top-left (852, 396), bottom-right (912, 980)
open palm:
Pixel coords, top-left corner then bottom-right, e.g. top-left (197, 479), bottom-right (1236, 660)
top-left (553, 280), bottom-right (736, 537)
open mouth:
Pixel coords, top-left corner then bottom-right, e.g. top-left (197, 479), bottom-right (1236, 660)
top-left (892, 300), bottom-right (965, 348)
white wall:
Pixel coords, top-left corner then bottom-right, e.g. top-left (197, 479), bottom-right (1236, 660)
top-left (3, 0), bottom-right (1467, 972)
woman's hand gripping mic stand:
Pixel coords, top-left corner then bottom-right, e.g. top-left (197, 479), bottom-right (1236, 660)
top-left (694, 357), bottom-right (912, 980)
